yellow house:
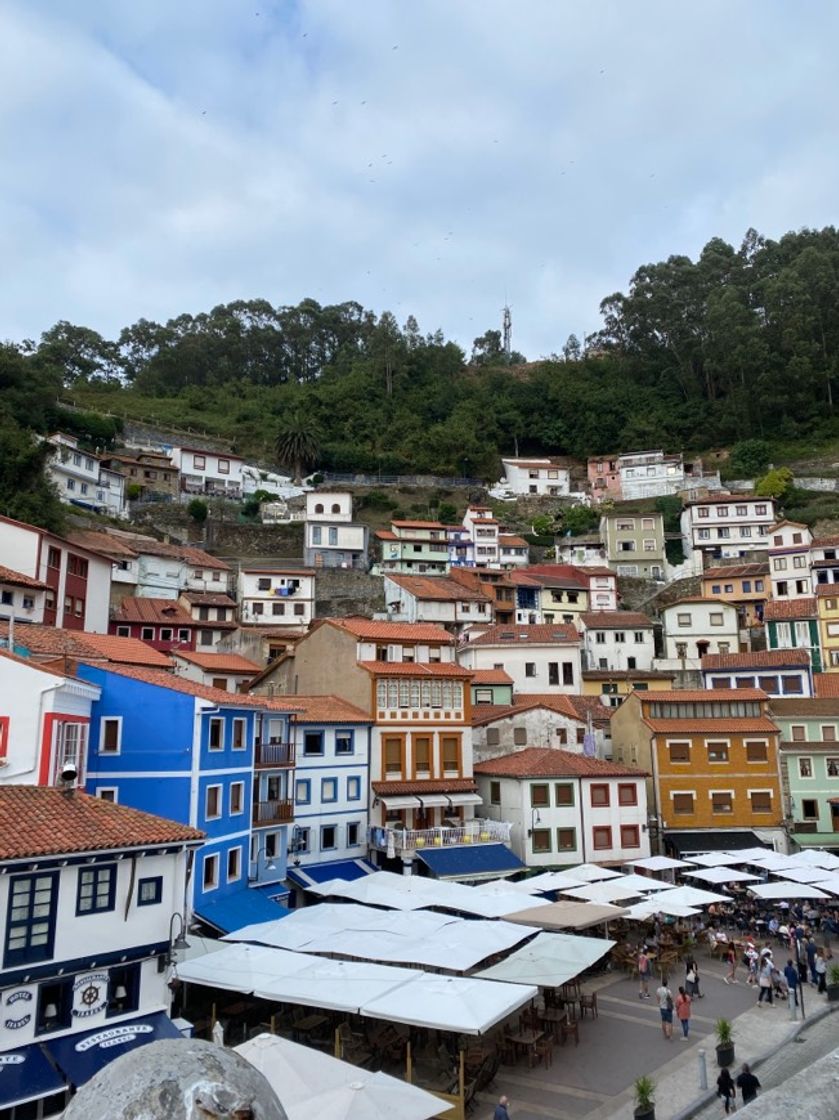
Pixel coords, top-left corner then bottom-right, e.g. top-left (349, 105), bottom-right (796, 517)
top-left (581, 670), bottom-right (675, 709)
top-left (816, 586), bottom-right (839, 672)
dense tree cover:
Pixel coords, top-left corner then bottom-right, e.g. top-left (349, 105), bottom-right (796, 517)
top-left (7, 225), bottom-right (839, 489)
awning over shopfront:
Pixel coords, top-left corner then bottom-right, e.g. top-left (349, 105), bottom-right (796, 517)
top-left (194, 886), bottom-right (291, 935)
top-left (0, 1042), bottom-right (67, 1111)
top-left (416, 843), bottom-right (525, 881)
top-left (46, 1011), bottom-right (181, 1088)
top-left (789, 832), bottom-right (839, 851)
top-left (665, 830), bottom-right (770, 856)
top-left (287, 858), bottom-right (377, 891)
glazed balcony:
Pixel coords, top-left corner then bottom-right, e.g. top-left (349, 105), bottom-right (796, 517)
top-left (368, 817), bottom-right (511, 857)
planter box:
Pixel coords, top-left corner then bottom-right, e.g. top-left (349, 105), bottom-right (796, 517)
top-left (716, 1043), bottom-right (735, 1068)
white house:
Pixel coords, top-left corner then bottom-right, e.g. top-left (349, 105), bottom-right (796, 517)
top-left (382, 574), bottom-right (493, 634)
top-left (44, 433), bottom-right (127, 520)
top-left (461, 507), bottom-right (500, 567)
top-left (0, 565), bottom-right (47, 626)
top-left (767, 521), bottom-right (813, 601)
top-left (472, 694), bottom-right (613, 762)
top-left (287, 696), bottom-right (373, 876)
top-left (618, 450), bottom-right (685, 501)
top-left (0, 651), bottom-right (101, 786)
top-left (0, 785), bottom-right (202, 1115)
top-left (0, 515), bottom-right (111, 632)
top-left (474, 749), bottom-right (649, 867)
top-left (810, 536), bottom-right (839, 591)
top-left (499, 458), bottom-right (573, 497)
top-left (657, 598), bottom-right (740, 671)
top-left (171, 446), bottom-right (244, 499)
top-left (498, 534), bottom-right (530, 568)
top-left (237, 567), bottom-right (316, 628)
top-left (681, 494), bottom-right (776, 563)
top-left (458, 623), bottom-right (583, 694)
top-left (172, 651), bottom-right (261, 693)
top-left (555, 535), bottom-right (608, 568)
top-left (576, 611), bottom-right (656, 673)
top-left (701, 648), bottom-right (813, 698)
top-left (304, 492), bottom-right (369, 570)
top-left (178, 592), bottom-right (239, 651)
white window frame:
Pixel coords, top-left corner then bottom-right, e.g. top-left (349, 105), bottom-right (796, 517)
top-left (208, 717), bottom-right (225, 752)
top-left (99, 715), bottom-right (123, 755)
top-left (95, 787), bottom-right (118, 803)
top-left (747, 788), bottom-right (773, 813)
top-left (229, 780), bottom-right (245, 816)
top-left (205, 783), bottom-right (223, 820)
top-left (202, 852), bottom-right (219, 891)
top-left (231, 718), bottom-right (247, 751)
top-left (227, 845), bottom-right (242, 883)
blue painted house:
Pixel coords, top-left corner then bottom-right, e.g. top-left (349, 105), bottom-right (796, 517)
top-left (77, 663), bottom-right (299, 933)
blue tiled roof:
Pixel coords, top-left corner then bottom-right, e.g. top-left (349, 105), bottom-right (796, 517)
top-left (195, 887), bottom-right (291, 934)
top-left (416, 843), bottom-right (525, 880)
top-left (288, 857), bottom-right (378, 889)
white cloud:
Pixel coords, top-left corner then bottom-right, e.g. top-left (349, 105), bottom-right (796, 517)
top-left (1, 0), bottom-right (838, 356)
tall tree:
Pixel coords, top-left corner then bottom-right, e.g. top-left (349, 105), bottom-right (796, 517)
top-left (274, 408), bottom-right (323, 483)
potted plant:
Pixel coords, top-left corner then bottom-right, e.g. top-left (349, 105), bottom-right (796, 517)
top-left (827, 963), bottom-right (839, 1003)
top-left (715, 1018), bottom-right (734, 1068)
top-left (633, 1075), bottom-right (655, 1120)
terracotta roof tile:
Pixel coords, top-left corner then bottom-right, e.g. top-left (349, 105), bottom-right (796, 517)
top-left (763, 597), bottom-right (817, 620)
top-left (287, 695), bottom-right (373, 723)
top-left (0, 786), bottom-right (203, 860)
top-left (638, 688), bottom-right (768, 702)
top-left (66, 530), bottom-right (140, 560)
top-left (0, 565), bottom-right (47, 590)
top-left (702, 649), bottom-right (811, 670)
top-left (499, 535), bottom-right (528, 548)
top-left (0, 623), bottom-right (173, 668)
top-left (180, 592), bottom-right (238, 607)
top-left (390, 520), bottom-right (447, 529)
top-left (474, 748), bottom-right (646, 779)
top-left (111, 598), bottom-right (195, 627)
top-left (644, 718), bottom-right (779, 734)
top-left (383, 575), bottom-right (491, 603)
top-left (701, 562), bottom-right (769, 579)
top-left (579, 611), bottom-right (653, 629)
top-left (470, 669), bottom-right (514, 685)
top-left (813, 674), bottom-right (839, 698)
top-left (359, 661), bottom-right (473, 678)
top-left (375, 529), bottom-right (398, 541)
top-left (472, 693), bottom-right (612, 727)
top-left (466, 623), bottom-right (579, 646)
top-left (771, 695), bottom-right (839, 715)
top-left (582, 669), bottom-right (675, 680)
top-left (173, 651), bottom-right (261, 673)
top-left (372, 778), bottom-right (478, 795)
top-left (329, 618), bottom-right (454, 642)
top-left (82, 662), bottom-right (300, 709)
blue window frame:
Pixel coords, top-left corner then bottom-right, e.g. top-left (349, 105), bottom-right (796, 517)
top-left (5, 872), bottom-right (59, 967)
top-left (742, 580), bottom-right (751, 592)
top-left (347, 776), bottom-right (361, 801)
top-left (303, 731), bottom-right (324, 756)
top-left (321, 777), bottom-right (338, 803)
top-left (335, 729), bottom-right (355, 755)
top-left (76, 864), bottom-right (116, 915)
top-left (295, 779), bottom-right (311, 805)
top-left (137, 876), bottom-right (163, 906)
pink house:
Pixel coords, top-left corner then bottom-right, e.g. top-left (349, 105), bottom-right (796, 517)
top-left (587, 455), bottom-right (622, 502)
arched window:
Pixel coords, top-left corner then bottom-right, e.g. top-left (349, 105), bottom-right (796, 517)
top-left (314, 503), bottom-right (324, 514)
top-left (331, 503), bottom-right (341, 514)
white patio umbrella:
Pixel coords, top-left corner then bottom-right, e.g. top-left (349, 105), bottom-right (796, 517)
top-left (649, 885), bottom-right (731, 907)
top-left (684, 852), bottom-right (749, 868)
top-left (475, 930), bottom-right (615, 987)
top-left (508, 871), bottom-right (588, 893)
top-left (236, 1034), bottom-right (441, 1120)
top-left (564, 863), bottom-right (623, 882)
top-left (629, 855), bottom-right (691, 871)
top-left (563, 882), bottom-right (644, 905)
top-left (624, 900), bottom-right (701, 921)
top-left (749, 882), bottom-right (830, 900)
top-left (725, 847), bottom-right (776, 862)
top-left (810, 876), bottom-right (839, 897)
top-left (788, 849), bottom-right (839, 871)
top-left (773, 867), bottom-right (837, 885)
top-left (610, 873), bottom-right (675, 893)
top-left (685, 867), bottom-right (762, 885)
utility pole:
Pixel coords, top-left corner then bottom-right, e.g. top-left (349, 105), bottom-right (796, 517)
top-left (502, 305), bottom-right (512, 362)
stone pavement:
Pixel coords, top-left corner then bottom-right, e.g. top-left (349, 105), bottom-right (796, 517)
top-left (474, 955), bottom-right (838, 1120)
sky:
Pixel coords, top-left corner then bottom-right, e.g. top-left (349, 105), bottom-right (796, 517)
top-left (1, 0), bottom-right (838, 359)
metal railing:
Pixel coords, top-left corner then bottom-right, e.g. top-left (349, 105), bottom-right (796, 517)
top-left (254, 741), bottom-right (295, 768)
top-left (368, 818), bottom-right (511, 856)
top-left (252, 799), bottom-right (294, 826)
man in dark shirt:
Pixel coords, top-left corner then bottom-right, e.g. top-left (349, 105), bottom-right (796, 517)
top-left (783, 959), bottom-right (799, 1019)
top-left (736, 1063), bottom-right (761, 1104)
top-left (494, 1095), bottom-right (511, 1120)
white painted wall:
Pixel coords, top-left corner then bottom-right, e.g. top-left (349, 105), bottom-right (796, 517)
top-left (458, 642), bottom-right (582, 694)
top-left (659, 601), bottom-right (740, 667)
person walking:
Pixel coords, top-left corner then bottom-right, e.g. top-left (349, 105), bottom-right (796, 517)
top-left (685, 957), bottom-right (702, 998)
top-left (757, 957), bottom-right (774, 1005)
top-left (815, 949), bottom-right (827, 993)
top-left (806, 937), bottom-right (818, 985)
top-left (723, 944), bottom-right (738, 984)
top-left (744, 943), bottom-right (759, 986)
top-left (638, 946), bottom-right (652, 1000)
top-left (675, 985), bottom-right (692, 1040)
top-left (735, 1063), bottom-right (761, 1105)
top-left (656, 976), bottom-right (674, 1040)
top-left (716, 1068), bottom-right (736, 1115)
top-left (783, 958), bottom-right (799, 1020)
top-left (493, 1095), bottom-right (511, 1120)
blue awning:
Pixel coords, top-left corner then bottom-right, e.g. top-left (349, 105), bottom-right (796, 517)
top-left (46, 1011), bottom-right (181, 1088)
top-left (287, 857), bottom-right (378, 890)
top-left (194, 886), bottom-right (291, 934)
top-left (0, 1042), bottom-right (67, 1109)
top-left (416, 843), bottom-right (525, 881)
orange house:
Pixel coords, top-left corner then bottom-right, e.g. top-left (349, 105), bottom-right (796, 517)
top-left (610, 689), bottom-right (785, 854)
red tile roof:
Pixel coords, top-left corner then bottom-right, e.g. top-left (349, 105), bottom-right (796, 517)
top-left (472, 693), bottom-right (612, 727)
top-left (815, 583), bottom-right (839, 595)
top-left (359, 661), bottom-right (473, 678)
top-left (329, 618), bottom-right (455, 643)
top-left (499, 535), bottom-right (528, 548)
top-left (701, 562), bottom-right (769, 579)
top-left (466, 623), bottom-right (579, 646)
top-left (763, 598), bottom-right (817, 620)
top-left (813, 674), bottom-right (839, 698)
top-left (0, 623), bottom-right (173, 668)
top-left (771, 696), bottom-right (839, 715)
top-left (67, 530), bottom-right (231, 570)
top-left (111, 598), bottom-right (195, 626)
top-left (0, 786), bottom-right (203, 859)
top-left (702, 649), bottom-right (811, 670)
top-left (0, 565), bottom-right (47, 590)
top-left (638, 688), bottom-right (768, 702)
top-left (390, 520), bottom-right (447, 529)
top-left (579, 611), bottom-right (653, 629)
top-left (84, 662), bottom-right (301, 709)
top-left (66, 530), bottom-right (140, 560)
top-left (582, 669), bottom-right (675, 681)
top-left (173, 651), bottom-right (261, 673)
top-left (375, 530), bottom-right (398, 541)
top-left (0, 648), bottom-right (68, 679)
top-left (180, 592), bottom-right (238, 607)
top-left (383, 575), bottom-right (491, 603)
top-left (470, 669), bottom-right (514, 685)
top-left (645, 718), bottom-right (779, 734)
top-left (474, 748), bottom-right (646, 779)
top-left (287, 695), bottom-right (373, 723)
top-left (372, 778), bottom-right (478, 795)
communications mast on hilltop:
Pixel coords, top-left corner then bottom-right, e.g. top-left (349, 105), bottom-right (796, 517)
top-left (502, 304), bottom-right (512, 361)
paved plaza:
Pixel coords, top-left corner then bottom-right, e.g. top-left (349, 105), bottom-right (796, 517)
top-left (474, 954), bottom-right (838, 1120)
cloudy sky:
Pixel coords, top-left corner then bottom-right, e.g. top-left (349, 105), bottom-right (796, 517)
top-left (2, 0), bottom-right (838, 358)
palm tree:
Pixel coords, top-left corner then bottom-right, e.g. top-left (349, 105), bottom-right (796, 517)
top-left (274, 409), bottom-right (323, 483)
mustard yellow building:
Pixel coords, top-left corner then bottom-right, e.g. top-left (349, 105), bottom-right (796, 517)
top-left (610, 689), bottom-right (785, 854)
top-left (816, 586), bottom-right (839, 672)
top-left (581, 670), bottom-right (675, 708)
